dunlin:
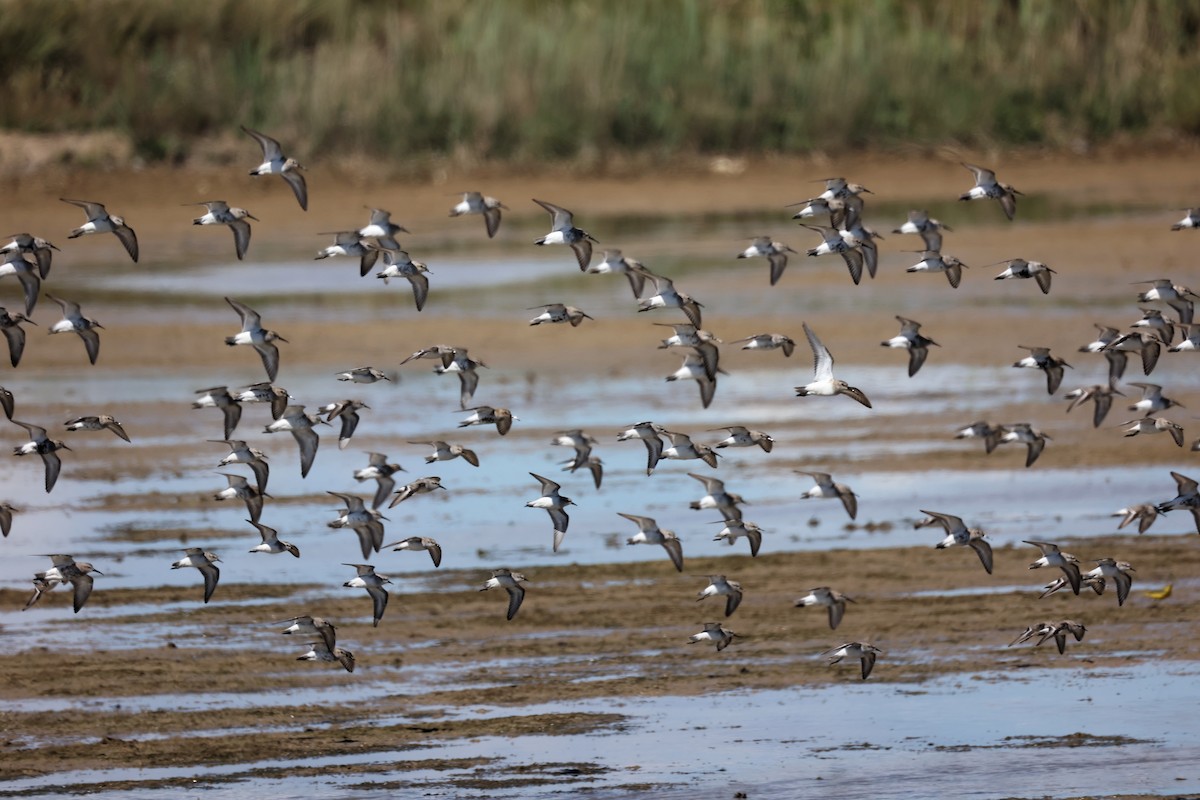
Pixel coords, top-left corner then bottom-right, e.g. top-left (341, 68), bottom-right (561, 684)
top-left (551, 429), bottom-right (598, 464)
top-left (617, 421), bottom-right (666, 475)
top-left (1127, 382), bottom-right (1182, 415)
top-left (838, 194), bottom-right (882, 278)
top-left (321, 399), bottom-right (369, 450)
top-left (358, 207), bottom-right (409, 250)
top-left (1104, 332), bottom-right (1161, 376)
top-left (732, 332), bottom-right (795, 357)
top-left (789, 196), bottom-right (841, 225)
top-left (959, 162), bottom-right (1021, 220)
top-left (998, 423), bottom-right (1051, 467)
top-left (337, 366), bottom-right (391, 384)
top-left (11, 420), bottom-right (70, 493)
top-left (656, 323), bottom-right (720, 380)
top-left (234, 382), bottom-right (290, 420)
top-left (383, 536), bottom-right (443, 568)
top-left (61, 198), bottom-right (138, 261)
top-left (1121, 416), bottom-right (1184, 447)
top-left (881, 316), bottom-right (939, 377)
top-left (801, 224), bottom-right (865, 285)
top-left (892, 210), bottom-right (951, 251)
top-left (411, 440), bottom-right (479, 467)
top-left (1044, 620), bottom-right (1087, 654)
top-left (0, 306), bottom-right (34, 367)
top-left (1080, 324), bottom-right (1129, 383)
top-left (0, 385), bottom-right (12, 420)
top-left (480, 568), bottom-right (528, 620)
top-left (194, 386), bottom-right (242, 439)
top-left (689, 621), bottom-right (740, 651)
top-left (1131, 308), bottom-right (1175, 345)
top-left (1, 233), bottom-right (59, 278)
top-left (1024, 540), bottom-right (1082, 595)
top-left (459, 406), bottom-right (517, 436)
top-left (526, 472), bottom-right (574, 551)
top-left (190, 200), bottom-right (256, 260)
top-left (1084, 558), bottom-right (1134, 606)
top-left (695, 575), bottom-right (744, 617)
top-left (665, 352), bottom-right (720, 408)
top-left (449, 191), bottom-right (506, 238)
top-left (354, 452), bottom-right (405, 509)
top-left (562, 453), bottom-right (603, 490)
top-left (533, 199), bottom-right (597, 269)
top-left (328, 491), bottom-right (386, 559)
top-left (1114, 502), bottom-right (1160, 534)
top-left (688, 472), bottom-right (745, 521)
top-left (796, 322), bottom-right (872, 408)
top-left (711, 518), bottom-right (763, 557)
top-left (248, 520), bottom-right (300, 557)
top-left (279, 615), bottom-right (338, 653)
top-left (225, 297), bottom-right (287, 382)
top-left (1134, 278), bottom-right (1197, 325)
top-left (0, 250), bottom-right (42, 315)
top-left (737, 236), bottom-right (797, 286)
top-left (619, 512), bottom-right (684, 571)
top-left (45, 293), bottom-right (102, 365)
top-left (374, 249), bottom-right (430, 310)
top-left (172, 547), bottom-right (221, 603)
top-left (25, 554), bottom-right (101, 613)
top-left (64, 415), bottom-right (130, 442)
top-left (316, 231), bottom-right (379, 276)
top-left (264, 405), bottom-right (322, 478)
top-left (661, 430), bottom-right (719, 468)
top-left (1063, 384), bottom-right (1122, 428)
top-left (388, 476), bottom-right (445, 508)
top-left (342, 563), bottom-right (390, 626)
top-left (586, 249), bottom-right (647, 298)
top-left (709, 425), bottom-right (773, 452)
top-left (243, 126), bottom-right (307, 210)
top-left (993, 258), bottom-right (1055, 294)
top-left (297, 640), bottom-right (356, 672)
top-left (795, 586), bottom-right (855, 630)
top-left (433, 347), bottom-right (487, 409)
top-left (906, 250), bottom-right (967, 288)
top-left (213, 472), bottom-right (267, 523)
top-left (796, 470), bottom-right (858, 520)
top-left (636, 267), bottom-right (704, 328)
top-left (1013, 345), bottom-right (1072, 394)
top-left (919, 510), bottom-right (993, 574)
top-left (823, 641), bottom-right (882, 680)
top-left (528, 303), bottom-right (593, 327)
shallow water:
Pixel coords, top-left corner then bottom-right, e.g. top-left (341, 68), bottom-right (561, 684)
top-left (3, 661), bottom-right (1197, 798)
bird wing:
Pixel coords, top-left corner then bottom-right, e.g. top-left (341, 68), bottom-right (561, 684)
top-left (242, 126), bottom-right (283, 160)
top-left (78, 326), bottom-right (101, 365)
top-left (293, 426), bottom-right (319, 478)
top-left (803, 322), bottom-right (834, 381)
top-left (225, 297), bottom-right (262, 330)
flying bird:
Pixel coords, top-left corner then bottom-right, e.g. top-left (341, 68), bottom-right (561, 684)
top-left (243, 126), bottom-right (307, 210)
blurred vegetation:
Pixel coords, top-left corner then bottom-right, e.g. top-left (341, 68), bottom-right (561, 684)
top-left (4, 0), bottom-right (1200, 164)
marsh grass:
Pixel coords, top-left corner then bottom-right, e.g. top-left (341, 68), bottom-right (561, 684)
top-left (4, 0), bottom-right (1200, 164)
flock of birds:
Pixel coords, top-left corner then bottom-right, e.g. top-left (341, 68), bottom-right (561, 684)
top-left (2, 130), bottom-right (1194, 680)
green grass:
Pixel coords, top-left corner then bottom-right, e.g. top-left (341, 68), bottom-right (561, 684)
top-left (5, 0), bottom-right (1200, 164)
